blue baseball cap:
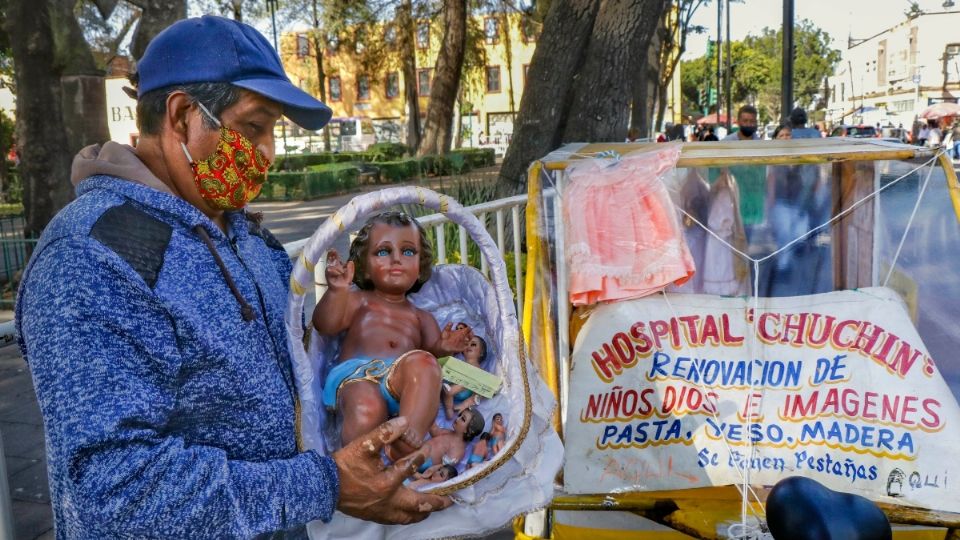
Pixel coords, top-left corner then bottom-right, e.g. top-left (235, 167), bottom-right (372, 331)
top-left (137, 15), bottom-right (332, 130)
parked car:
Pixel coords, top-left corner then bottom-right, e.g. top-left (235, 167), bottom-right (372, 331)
top-left (881, 126), bottom-right (910, 143)
top-left (829, 124), bottom-right (878, 138)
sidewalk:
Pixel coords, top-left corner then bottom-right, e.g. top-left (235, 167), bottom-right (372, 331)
top-left (0, 335), bottom-right (52, 539)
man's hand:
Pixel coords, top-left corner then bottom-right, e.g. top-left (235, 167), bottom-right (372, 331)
top-left (325, 250), bottom-right (354, 290)
top-left (333, 417), bottom-right (453, 524)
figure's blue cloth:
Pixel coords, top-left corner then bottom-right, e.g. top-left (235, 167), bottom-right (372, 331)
top-left (453, 388), bottom-right (474, 403)
top-left (467, 453), bottom-right (484, 464)
top-left (16, 176), bottom-right (338, 538)
top-left (322, 357), bottom-right (401, 415)
top-left (418, 457), bottom-right (434, 474)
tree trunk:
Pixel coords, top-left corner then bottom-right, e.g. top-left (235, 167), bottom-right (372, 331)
top-left (631, 70), bottom-right (651, 137)
top-left (129, 0), bottom-right (187, 61)
top-left (454, 90), bottom-right (464, 149)
top-left (5, 0), bottom-right (73, 238)
top-left (417, 0), bottom-right (467, 156)
top-left (310, 0), bottom-right (331, 152)
top-left (499, 10), bottom-right (516, 114)
top-left (562, 0), bottom-right (668, 143)
top-left (630, 33), bottom-right (658, 138)
top-left (498, 0), bottom-right (602, 188)
top-left (230, 0), bottom-right (243, 22)
top-left (654, 79), bottom-right (669, 132)
top-left (397, 0), bottom-right (421, 151)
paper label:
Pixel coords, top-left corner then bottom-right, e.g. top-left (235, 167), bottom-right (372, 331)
top-left (438, 356), bottom-right (502, 398)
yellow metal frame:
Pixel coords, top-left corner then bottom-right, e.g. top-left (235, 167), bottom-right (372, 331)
top-left (520, 139), bottom-right (960, 539)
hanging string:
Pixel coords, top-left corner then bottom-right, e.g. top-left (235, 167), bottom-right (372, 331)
top-left (674, 152), bottom-right (943, 268)
top-left (883, 156), bottom-right (937, 286)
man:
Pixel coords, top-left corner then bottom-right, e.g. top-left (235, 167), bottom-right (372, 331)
top-left (722, 105), bottom-right (759, 141)
top-left (15, 16), bottom-right (448, 538)
top-left (788, 107), bottom-right (821, 139)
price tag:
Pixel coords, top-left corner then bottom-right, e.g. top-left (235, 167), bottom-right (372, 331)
top-left (438, 356), bottom-right (502, 398)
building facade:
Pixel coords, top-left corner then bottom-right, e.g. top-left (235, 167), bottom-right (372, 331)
top-left (826, 9), bottom-right (960, 130)
top-left (279, 11), bottom-right (538, 153)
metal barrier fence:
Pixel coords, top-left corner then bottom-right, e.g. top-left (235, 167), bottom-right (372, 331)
top-left (283, 191), bottom-right (532, 319)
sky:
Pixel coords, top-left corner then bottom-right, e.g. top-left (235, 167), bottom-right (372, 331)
top-left (685, 0), bottom-right (954, 59)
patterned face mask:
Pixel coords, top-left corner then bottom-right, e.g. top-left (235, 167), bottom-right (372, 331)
top-left (180, 101), bottom-right (271, 211)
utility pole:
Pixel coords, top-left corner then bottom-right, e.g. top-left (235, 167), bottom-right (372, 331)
top-left (725, 0), bottom-right (732, 131)
top-left (781, 0), bottom-right (794, 123)
top-left (717, 0), bottom-right (723, 122)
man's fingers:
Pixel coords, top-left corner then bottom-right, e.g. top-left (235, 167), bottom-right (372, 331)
top-left (351, 417), bottom-right (409, 458)
top-left (391, 486), bottom-right (454, 515)
top-left (386, 448), bottom-right (428, 485)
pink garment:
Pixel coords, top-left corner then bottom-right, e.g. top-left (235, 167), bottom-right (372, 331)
top-left (563, 143), bottom-right (694, 306)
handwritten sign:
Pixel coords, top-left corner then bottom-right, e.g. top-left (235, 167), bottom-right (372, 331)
top-left (564, 288), bottom-right (960, 513)
top-left (438, 356), bottom-right (502, 398)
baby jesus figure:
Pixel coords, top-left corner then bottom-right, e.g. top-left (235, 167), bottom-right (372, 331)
top-left (314, 211), bottom-right (473, 458)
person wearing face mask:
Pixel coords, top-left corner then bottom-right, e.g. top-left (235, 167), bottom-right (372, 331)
top-left (723, 105), bottom-right (759, 141)
top-left (15, 15), bottom-right (449, 538)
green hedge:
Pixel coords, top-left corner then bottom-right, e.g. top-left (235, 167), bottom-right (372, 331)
top-left (272, 146), bottom-right (493, 173)
top-left (417, 154), bottom-right (452, 176)
top-left (271, 153), bottom-right (336, 171)
top-left (259, 163), bottom-right (358, 200)
top-left (304, 164), bottom-right (358, 198)
top-left (450, 148), bottom-right (495, 169)
top-left (366, 142), bottom-right (409, 162)
top-left (378, 158), bottom-right (420, 183)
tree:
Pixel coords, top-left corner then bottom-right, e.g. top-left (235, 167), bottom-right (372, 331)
top-left (563, 0), bottom-right (667, 142)
top-left (649, 0), bottom-right (707, 134)
top-left (680, 19), bottom-right (839, 125)
top-left (3, 0), bottom-right (184, 238)
top-left (499, 0), bottom-right (669, 188)
top-left (417, 0), bottom-right (467, 155)
top-left (397, 0), bottom-right (422, 150)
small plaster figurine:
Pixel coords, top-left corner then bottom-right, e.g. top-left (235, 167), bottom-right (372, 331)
top-left (442, 335), bottom-right (487, 419)
top-left (488, 412), bottom-right (506, 456)
top-left (418, 407), bottom-right (485, 474)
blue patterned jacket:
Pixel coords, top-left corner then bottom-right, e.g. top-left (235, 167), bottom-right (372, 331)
top-left (16, 176), bottom-right (338, 538)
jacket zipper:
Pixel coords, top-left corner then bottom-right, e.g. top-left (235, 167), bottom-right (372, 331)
top-left (227, 237), bottom-right (298, 406)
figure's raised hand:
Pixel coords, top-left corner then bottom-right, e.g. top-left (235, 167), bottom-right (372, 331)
top-left (438, 322), bottom-right (473, 354)
top-left (325, 249), bottom-right (354, 290)
top-left (333, 416), bottom-right (452, 524)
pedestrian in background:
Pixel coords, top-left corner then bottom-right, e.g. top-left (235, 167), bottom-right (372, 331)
top-left (788, 107), bottom-right (821, 139)
top-left (722, 105), bottom-right (759, 141)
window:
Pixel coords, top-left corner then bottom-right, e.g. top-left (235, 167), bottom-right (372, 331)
top-left (417, 22), bottom-right (430, 49)
top-left (521, 17), bottom-right (538, 42)
top-left (326, 34), bottom-right (340, 53)
top-left (355, 28), bottom-right (366, 54)
top-left (484, 17), bottom-right (499, 44)
top-left (386, 72), bottom-right (400, 99)
top-left (296, 34), bottom-right (309, 57)
top-left (486, 66), bottom-right (501, 93)
top-left (329, 76), bottom-right (342, 101)
top-left (417, 69), bottom-right (431, 96)
top-left (384, 24), bottom-right (397, 46)
top-left (357, 75), bottom-right (370, 101)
